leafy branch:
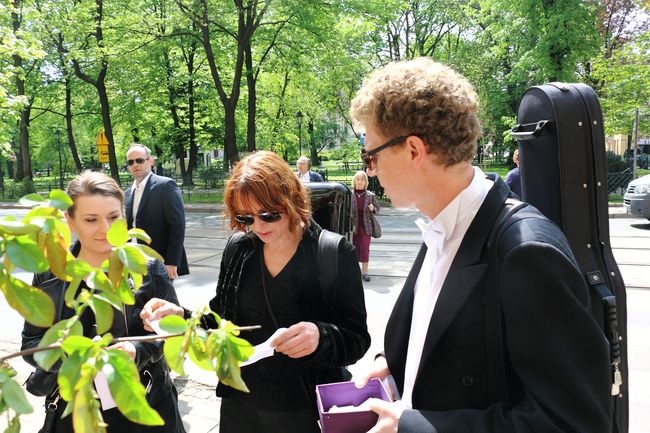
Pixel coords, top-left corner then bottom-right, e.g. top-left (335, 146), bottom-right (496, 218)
top-left (0, 190), bottom-right (255, 433)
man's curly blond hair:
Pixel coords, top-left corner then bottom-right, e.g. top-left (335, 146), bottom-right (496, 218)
top-left (350, 57), bottom-right (481, 166)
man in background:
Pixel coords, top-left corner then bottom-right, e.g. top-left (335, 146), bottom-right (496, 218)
top-left (296, 155), bottom-right (324, 182)
top-left (125, 143), bottom-right (189, 279)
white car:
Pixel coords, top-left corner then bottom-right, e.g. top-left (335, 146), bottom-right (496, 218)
top-left (623, 174), bottom-right (650, 220)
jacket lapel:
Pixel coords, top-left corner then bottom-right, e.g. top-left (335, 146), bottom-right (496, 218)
top-left (416, 176), bottom-right (510, 376)
top-left (125, 186), bottom-right (134, 226)
top-left (385, 243), bottom-right (427, 384)
top-left (136, 174), bottom-right (156, 217)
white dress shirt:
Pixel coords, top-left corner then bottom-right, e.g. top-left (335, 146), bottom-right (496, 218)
top-left (131, 172), bottom-right (152, 229)
top-left (401, 167), bottom-right (493, 408)
top-left (298, 171), bottom-right (311, 183)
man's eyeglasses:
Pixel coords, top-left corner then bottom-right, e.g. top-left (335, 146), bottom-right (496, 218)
top-left (127, 157), bottom-right (149, 166)
top-left (234, 211), bottom-right (282, 226)
top-left (361, 135), bottom-right (409, 170)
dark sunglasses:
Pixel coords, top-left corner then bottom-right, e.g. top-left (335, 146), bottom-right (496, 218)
top-left (127, 157), bottom-right (149, 166)
top-left (361, 135), bottom-right (410, 170)
top-left (234, 211), bottom-right (282, 226)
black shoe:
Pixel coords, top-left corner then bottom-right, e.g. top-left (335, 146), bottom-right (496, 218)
top-left (362, 274), bottom-right (371, 282)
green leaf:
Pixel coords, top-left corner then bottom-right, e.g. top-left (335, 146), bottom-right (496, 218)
top-left (57, 352), bottom-right (83, 402)
top-left (64, 279), bottom-right (81, 307)
top-left (1, 274), bottom-right (55, 328)
top-left (127, 228), bottom-right (151, 244)
top-left (106, 218), bottom-right (129, 247)
top-left (93, 291), bottom-right (123, 311)
top-left (87, 270), bottom-right (114, 295)
top-left (87, 296), bottom-right (114, 335)
top-left (105, 350), bottom-right (164, 426)
top-left (65, 259), bottom-right (94, 279)
top-left (71, 370), bottom-right (105, 433)
top-left (116, 278), bottom-right (136, 305)
top-left (61, 335), bottom-right (95, 355)
top-left (47, 190), bottom-right (73, 210)
top-left (117, 244), bottom-right (147, 275)
top-left (163, 335), bottom-right (186, 375)
top-left (187, 334), bottom-right (214, 372)
top-left (136, 244), bottom-right (164, 263)
top-left (0, 219), bottom-right (39, 236)
top-left (42, 219), bottom-right (69, 281)
top-left (5, 237), bottom-right (49, 273)
top-left (18, 193), bottom-right (46, 206)
top-left (159, 315), bottom-right (188, 333)
top-left (210, 328), bottom-right (252, 393)
top-left (2, 379), bottom-right (34, 414)
top-left (107, 253), bottom-right (123, 288)
top-left (34, 318), bottom-right (83, 370)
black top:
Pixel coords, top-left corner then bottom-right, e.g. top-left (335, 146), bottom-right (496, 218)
top-left (208, 223), bottom-right (371, 412)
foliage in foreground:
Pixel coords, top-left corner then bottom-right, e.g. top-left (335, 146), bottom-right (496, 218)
top-left (0, 191), bottom-right (253, 433)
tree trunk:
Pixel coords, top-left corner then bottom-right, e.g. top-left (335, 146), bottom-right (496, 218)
top-left (65, 75), bottom-right (82, 173)
top-left (97, 80), bottom-right (119, 184)
top-left (245, 44), bottom-right (256, 152)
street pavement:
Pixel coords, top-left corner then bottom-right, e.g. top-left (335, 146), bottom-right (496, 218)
top-left (0, 203), bottom-right (648, 432)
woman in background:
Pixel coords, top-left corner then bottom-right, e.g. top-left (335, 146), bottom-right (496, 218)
top-left (351, 170), bottom-right (379, 281)
top-left (21, 171), bottom-right (186, 433)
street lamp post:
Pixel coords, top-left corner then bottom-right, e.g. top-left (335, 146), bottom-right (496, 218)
top-left (54, 129), bottom-right (63, 189)
top-left (296, 111), bottom-right (304, 156)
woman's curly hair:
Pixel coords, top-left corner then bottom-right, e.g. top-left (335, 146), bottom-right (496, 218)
top-left (350, 57), bottom-right (481, 166)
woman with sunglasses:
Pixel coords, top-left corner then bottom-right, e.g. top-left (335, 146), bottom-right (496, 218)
top-left (21, 171), bottom-right (186, 433)
top-left (351, 170), bottom-right (380, 281)
top-left (141, 151), bottom-right (370, 433)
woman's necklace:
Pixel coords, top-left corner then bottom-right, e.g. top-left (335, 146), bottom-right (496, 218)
top-left (355, 190), bottom-right (365, 198)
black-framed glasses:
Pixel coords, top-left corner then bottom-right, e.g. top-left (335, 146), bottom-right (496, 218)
top-left (361, 135), bottom-right (409, 170)
top-left (127, 157), bottom-right (149, 166)
top-left (234, 211), bottom-right (282, 226)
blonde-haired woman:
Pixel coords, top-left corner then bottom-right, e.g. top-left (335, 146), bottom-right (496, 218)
top-left (351, 171), bottom-right (379, 281)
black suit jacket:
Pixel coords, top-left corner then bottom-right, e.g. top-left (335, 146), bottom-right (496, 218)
top-left (385, 176), bottom-right (611, 433)
top-left (125, 173), bottom-right (189, 276)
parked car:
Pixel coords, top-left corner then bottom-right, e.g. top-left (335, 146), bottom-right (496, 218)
top-left (623, 174), bottom-right (650, 220)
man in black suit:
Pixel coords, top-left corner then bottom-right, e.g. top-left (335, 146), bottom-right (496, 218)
top-left (125, 144), bottom-right (189, 279)
top-left (350, 58), bottom-right (611, 433)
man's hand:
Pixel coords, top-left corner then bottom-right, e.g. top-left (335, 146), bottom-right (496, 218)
top-left (354, 355), bottom-right (390, 389)
top-left (165, 264), bottom-right (178, 279)
top-left (366, 399), bottom-right (405, 433)
top-left (140, 297), bottom-right (184, 331)
top-left (271, 322), bottom-right (320, 358)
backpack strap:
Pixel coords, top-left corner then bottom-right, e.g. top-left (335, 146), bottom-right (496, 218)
top-left (317, 229), bottom-right (344, 300)
top-left (483, 198), bottom-right (527, 403)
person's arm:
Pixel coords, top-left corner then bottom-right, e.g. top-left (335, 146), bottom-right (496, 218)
top-left (130, 260), bottom-right (182, 368)
top-left (397, 228), bottom-right (612, 433)
top-left (305, 239), bottom-right (371, 367)
top-left (161, 179), bottom-right (186, 268)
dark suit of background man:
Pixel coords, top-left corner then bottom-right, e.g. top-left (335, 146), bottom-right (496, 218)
top-left (350, 57), bottom-right (611, 433)
top-left (125, 144), bottom-right (189, 279)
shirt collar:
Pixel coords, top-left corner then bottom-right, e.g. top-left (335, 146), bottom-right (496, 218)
top-left (134, 171), bottom-right (153, 189)
top-left (415, 166), bottom-right (492, 249)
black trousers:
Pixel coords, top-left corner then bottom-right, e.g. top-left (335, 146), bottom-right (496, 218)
top-left (220, 397), bottom-right (320, 433)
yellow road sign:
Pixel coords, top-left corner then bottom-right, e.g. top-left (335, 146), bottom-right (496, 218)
top-left (97, 145), bottom-right (109, 163)
top-left (96, 130), bottom-right (109, 146)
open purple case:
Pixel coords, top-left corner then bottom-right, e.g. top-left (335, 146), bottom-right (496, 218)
top-left (316, 378), bottom-right (391, 433)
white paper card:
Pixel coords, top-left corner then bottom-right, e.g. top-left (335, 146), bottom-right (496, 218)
top-left (94, 368), bottom-right (117, 411)
top-left (240, 327), bottom-right (288, 367)
top-left (145, 319), bottom-right (168, 336)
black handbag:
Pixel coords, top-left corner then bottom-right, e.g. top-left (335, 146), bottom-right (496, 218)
top-left (39, 392), bottom-right (60, 433)
top-left (25, 368), bottom-right (58, 397)
top-left (369, 212), bottom-right (382, 238)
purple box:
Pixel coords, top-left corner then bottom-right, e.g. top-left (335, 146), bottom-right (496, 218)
top-left (316, 379), bottom-right (391, 433)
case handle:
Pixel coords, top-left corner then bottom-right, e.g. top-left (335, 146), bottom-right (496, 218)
top-left (511, 120), bottom-right (551, 141)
